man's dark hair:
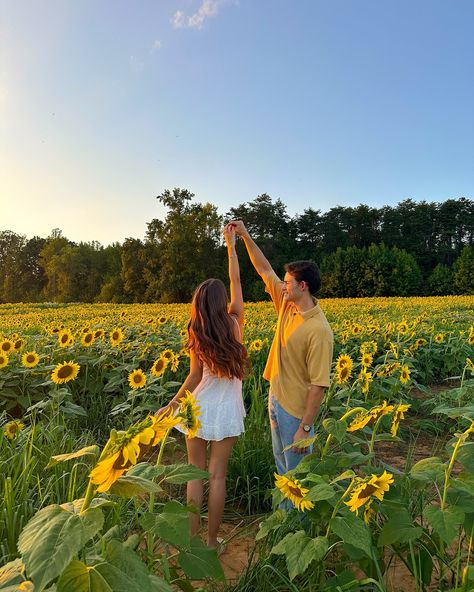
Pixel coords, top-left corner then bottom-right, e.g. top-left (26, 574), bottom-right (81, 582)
top-left (284, 260), bottom-right (321, 295)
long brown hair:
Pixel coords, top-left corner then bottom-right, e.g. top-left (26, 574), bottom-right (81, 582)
top-left (187, 279), bottom-right (248, 380)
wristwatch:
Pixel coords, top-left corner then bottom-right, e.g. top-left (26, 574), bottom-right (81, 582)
top-left (300, 423), bottom-right (311, 433)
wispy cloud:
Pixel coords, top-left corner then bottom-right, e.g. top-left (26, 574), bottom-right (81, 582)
top-left (152, 39), bottom-right (162, 50)
top-left (172, 0), bottom-right (227, 30)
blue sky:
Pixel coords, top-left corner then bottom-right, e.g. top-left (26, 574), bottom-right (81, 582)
top-left (1, 0), bottom-right (473, 245)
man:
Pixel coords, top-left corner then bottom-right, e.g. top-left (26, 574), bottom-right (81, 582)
top-left (226, 220), bottom-right (333, 475)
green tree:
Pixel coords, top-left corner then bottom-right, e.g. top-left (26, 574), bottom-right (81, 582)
top-left (453, 246), bottom-right (474, 294)
top-left (428, 264), bottom-right (454, 295)
top-left (0, 230), bottom-right (27, 302)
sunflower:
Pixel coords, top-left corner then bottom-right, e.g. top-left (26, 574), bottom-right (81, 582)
top-left (158, 316), bottom-right (167, 325)
top-left (363, 499), bottom-right (376, 524)
top-left (336, 354), bottom-right (353, 372)
top-left (178, 390), bottom-right (202, 438)
top-left (345, 471), bottom-right (394, 514)
top-left (397, 321), bottom-right (409, 335)
top-left (399, 365), bottom-right (411, 385)
top-left (0, 339), bottom-right (14, 354)
top-left (391, 403), bottom-right (411, 437)
top-left (3, 420), bottom-right (25, 440)
top-left (358, 369), bottom-right (373, 395)
top-left (336, 365), bottom-right (352, 384)
top-left (414, 338), bottom-right (427, 349)
top-left (94, 329), bottom-right (105, 339)
top-left (0, 354), bottom-right (9, 369)
top-left (250, 339), bottom-right (263, 352)
top-left (369, 400), bottom-right (395, 422)
top-left (466, 358), bottom-right (474, 374)
top-left (81, 332), bottom-right (95, 347)
top-left (14, 338), bottom-right (24, 351)
top-left (110, 328), bottom-right (125, 347)
top-left (274, 473), bottom-right (314, 512)
top-left (361, 352), bottom-right (373, 367)
top-left (170, 353), bottom-right (180, 373)
top-left (51, 361), bottom-right (80, 384)
top-left (347, 411), bottom-right (372, 432)
top-left (58, 329), bottom-right (74, 348)
top-left (468, 331), bottom-right (474, 345)
top-left (151, 356), bottom-right (168, 377)
top-left (347, 401), bottom-right (394, 432)
top-left (21, 351), bottom-right (40, 368)
top-left (360, 341), bottom-right (377, 355)
top-left (161, 349), bottom-right (174, 361)
top-left (128, 369), bottom-right (147, 389)
top-left (434, 333), bottom-right (444, 344)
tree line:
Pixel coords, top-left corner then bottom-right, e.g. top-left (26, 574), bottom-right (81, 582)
top-left (1, 189), bottom-right (473, 303)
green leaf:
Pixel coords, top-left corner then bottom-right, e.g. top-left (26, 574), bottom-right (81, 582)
top-left (322, 418), bottom-right (347, 442)
top-left (330, 470), bottom-right (356, 484)
top-left (451, 472), bottom-right (474, 497)
top-left (306, 482), bottom-right (336, 502)
top-left (57, 560), bottom-right (111, 592)
top-left (424, 505), bottom-right (464, 545)
top-left (407, 546), bottom-right (433, 588)
top-left (378, 508), bottom-right (423, 546)
top-left (18, 505), bottom-right (103, 592)
top-left (457, 442), bottom-right (474, 472)
top-left (1, 583), bottom-right (34, 592)
top-left (178, 537), bottom-right (224, 581)
top-left (255, 509), bottom-right (287, 541)
top-left (271, 531), bottom-right (328, 580)
top-left (330, 513), bottom-right (373, 558)
top-left (46, 446), bottom-right (99, 468)
top-left (431, 403), bottom-right (474, 418)
top-left (158, 464), bottom-right (209, 484)
top-left (108, 476), bottom-right (162, 498)
top-left (410, 457), bottom-right (445, 482)
top-left (141, 502), bottom-right (190, 549)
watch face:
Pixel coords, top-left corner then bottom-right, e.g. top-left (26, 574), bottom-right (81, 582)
top-left (303, 424), bottom-right (311, 432)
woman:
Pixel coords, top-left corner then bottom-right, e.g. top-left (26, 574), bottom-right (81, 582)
top-left (156, 224), bottom-right (247, 549)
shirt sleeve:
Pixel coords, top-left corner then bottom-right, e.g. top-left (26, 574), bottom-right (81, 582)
top-left (306, 331), bottom-right (333, 388)
top-left (262, 269), bottom-right (284, 313)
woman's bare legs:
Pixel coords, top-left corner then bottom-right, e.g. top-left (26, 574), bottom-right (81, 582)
top-left (185, 436), bottom-right (207, 536)
top-left (207, 436), bottom-right (237, 548)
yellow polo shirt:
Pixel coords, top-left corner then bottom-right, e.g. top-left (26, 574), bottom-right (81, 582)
top-left (262, 270), bottom-right (333, 419)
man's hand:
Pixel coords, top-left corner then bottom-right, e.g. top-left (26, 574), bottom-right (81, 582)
top-left (292, 426), bottom-right (310, 454)
top-left (226, 220), bottom-right (249, 238)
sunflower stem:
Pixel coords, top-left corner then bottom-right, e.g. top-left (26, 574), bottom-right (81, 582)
top-left (368, 414), bottom-right (385, 466)
top-left (80, 480), bottom-right (96, 514)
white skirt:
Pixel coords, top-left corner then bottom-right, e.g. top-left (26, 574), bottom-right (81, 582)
top-left (175, 371), bottom-right (246, 441)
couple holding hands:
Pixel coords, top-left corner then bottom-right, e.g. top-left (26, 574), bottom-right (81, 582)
top-left (156, 220), bottom-right (333, 549)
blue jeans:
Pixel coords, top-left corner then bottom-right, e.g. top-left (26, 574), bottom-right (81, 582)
top-left (268, 393), bottom-right (314, 476)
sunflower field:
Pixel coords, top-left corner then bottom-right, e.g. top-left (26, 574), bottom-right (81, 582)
top-left (1, 295), bottom-right (474, 592)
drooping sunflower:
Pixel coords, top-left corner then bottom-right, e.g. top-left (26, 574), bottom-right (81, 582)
top-left (57, 329), bottom-right (74, 348)
top-left (3, 420), bottom-right (25, 440)
top-left (363, 499), bottom-right (375, 524)
top-left (347, 411), bottom-right (372, 432)
top-left (468, 329), bottom-right (474, 345)
top-left (399, 365), bottom-right (411, 385)
top-left (21, 351), bottom-right (40, 368)
top-left (51, 361), bottom-right (80, 384)
top-left (0, 354), bottom-right (9, 369)
top-left (345, 471), bottom-right (394, 514)
top-left (0, 339), bottom-right (14, 354)
top-left (94, 328), bottom-right (105, 339)
top-left (391, 403), bottom-right (411, 437)
top-left (466, 358), bottom-right (474, 374)
top-left (358, 369), bottom-right (373, 395)
top-left (178, 390), bottom-right (202, 438)
top-left (170, 353), bottom-right (180, 373)
top-left (14, 338), bottom-right (24, 351)
top-left (151, 356), bottom-right (168, 377)
top-left (81, 332), bottom-right (95, 347)
top-left (397, 321), bottom-right (409, 335)
top-left (368, 400), bottom-right (395, 422)
top-left (128, 369), bottom-right (147, 389)
top-left (110, 328), bottom-right (125, 347)
top-left (274, 473), bottom-right (314, 512)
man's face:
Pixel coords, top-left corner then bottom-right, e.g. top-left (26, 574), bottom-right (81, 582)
top-left (281, 273), bottom-right (304, 302)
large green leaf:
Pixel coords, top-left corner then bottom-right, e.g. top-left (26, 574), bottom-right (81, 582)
top-left (108, 476), bottom-right (162, 497)
top-left (178, 537), bottom-right (224, 581)
top-left (47, 446), bottom-right (99, 468)
top-left (330, 513), bottom-right (373, 558)
top-left (322, 418), bottom-right (347, 442)
top-left (18, 505), bottom-right (103, 592)
top-left (271, 531), bottom-right (328, 580)
top-left (378, 507), bottom-right (423, 546)
top-left (141, 501), bottom-right (190, 548)
top-left (424, 505), bottom-right (464, 545)
top-left (410, 457), bottom-right (445, 482)
top-left (255, 509), bottom-right (287, 541)
top-left (457, 443), bottom-right (474, 472)
top-left (306, 482), bottom-right (336, 502)
top-left (128, 462), bottom-right (208, 484)
top-left (57, 543), bottom-right (173, 592)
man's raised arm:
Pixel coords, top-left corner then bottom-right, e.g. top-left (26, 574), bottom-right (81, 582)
top-left (226, 220), bottom-right (274, 278)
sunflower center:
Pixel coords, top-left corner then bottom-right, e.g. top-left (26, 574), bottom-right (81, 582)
top-left (57, 365), bottom-right (73, 379)
top-left (287, 485), bottom-right (303, 498)
top-left (26, 355), bottom-right (36, 363)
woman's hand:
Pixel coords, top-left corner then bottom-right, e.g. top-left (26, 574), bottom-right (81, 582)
top-left (154, 402), bottom-right (177, 418)
top-left (224, 224), bottom-right (236, 248)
